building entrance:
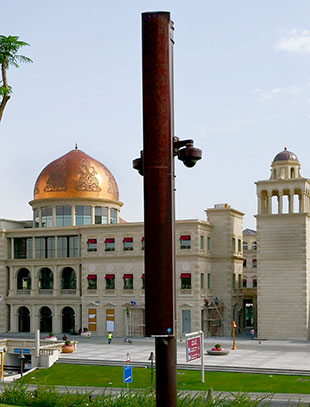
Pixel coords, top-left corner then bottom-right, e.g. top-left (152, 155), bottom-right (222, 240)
top-left (40, 306), bottom-right (52, 333)
top-left (62, 306), bottom-right (75, 333)
top-left (18, 306), bottom-right (30, 332)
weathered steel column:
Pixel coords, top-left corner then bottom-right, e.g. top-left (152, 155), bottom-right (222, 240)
top-left (142, 11), bottom-right (177, 407)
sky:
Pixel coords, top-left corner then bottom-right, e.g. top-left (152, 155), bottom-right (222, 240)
top-left (1, 1), bottom-right (310, 230)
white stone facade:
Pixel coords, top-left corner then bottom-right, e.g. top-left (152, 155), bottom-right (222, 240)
top-left (256, 148), bottom-right (310, 340)
top-left (0, 149), bottom-right (245, 338)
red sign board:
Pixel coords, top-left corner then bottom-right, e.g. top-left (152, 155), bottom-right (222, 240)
top-left (186, 336), bottom-right (201, 362)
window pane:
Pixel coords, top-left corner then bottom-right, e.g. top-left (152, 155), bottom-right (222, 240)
top-left (200, 236), bottom-right (204, 249)
top-left (110, 208), bottom-right (117, 224)
top-left (88, 276), bottom-right (97, 289)
top-left (87, 239), bottom-right (97, 252)
top-left (207, 237), bottom-right (211, 251)
top-left (69, 236), bottom-right (79, 257)
top-left (26, 238), bottom-right (33, 259)
top-left (181, 276), bottom-right (191, 289)
top-left (57, 237), bottom-right (67, 258)
top-left (35, 237), bottom-right (45, 259)
top-left (232, 238), bottom-right (236, 251)
top-left (14, 238), bottom-right (28, 259)
top-left (33, 209), bottom-right (39, 228)
top-left (41, 207), bottom-right (53, 228)
top-left (75, 206), bottom-right (91, 226)
top-left (47, 237), bottom-right (55, 258)
top-left (106, 277), bottom-right (115, 289)
top-left (180, 237), bottom-right (191, 249)
top-left (123, 277), bottom-right (133, 289)
top-left (95, 206), bottom-right (108, 224)
top-left (56, 205), bottom-right (71, 227)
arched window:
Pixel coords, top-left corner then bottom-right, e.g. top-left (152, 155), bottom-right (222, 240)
top-left (252, 259), bottom-right (257, 268)
top-left (17, 268), bottom-right (31, 290)
top-left (290, 167), bottom-right (295, 179)
top-left (62, 306), bottom-right (75, 333)
top-left (251, 241), bottom-right (257, 250)
top-left (39, 268), bottom-right (53, 289)
top-left (40, 306), bottom-right (52, 333)
top-left (243, 241), bottom-right (248, 251)
top-left (61, 267), bottom-right (76, 289)
top-left (18, 306), bottom-right (30, 332)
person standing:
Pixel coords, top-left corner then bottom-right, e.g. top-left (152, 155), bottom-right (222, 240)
top-left (250, 328), bottom-right (255, 339)
top-left (107, 332), bottom-right (113, 344)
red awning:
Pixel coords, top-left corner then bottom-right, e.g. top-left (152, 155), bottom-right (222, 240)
top-left (87, 239), bottom-right (97, 244)
top-left (105, 238), bottom-right (114, 243)
top-left (181, 273), bottom-right (191, 278)
top-left (123, 274), bottom-right (133, 279)
top-left (253, 279), bottom-right (257, 283)
top-left (141, 237), bottom-right (145, 241)
top-left (253, 259), bottom-right (257, 262)
top-left (180, 235), bottom-right (190, 240)
top-left (105, 274), bottom-right (115, 279)
top-left (123, 237), bottom-right (133, 242)
top-left (243, 279), bottom-right (247, 283)
top-left (87, 274), bottom-right (97, 280)
top-left (141, 274), bottom-right (145, 279)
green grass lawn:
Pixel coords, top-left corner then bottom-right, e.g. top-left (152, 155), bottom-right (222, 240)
top-left (19, 364), bottom-right (310, 394)
top-left (0, 405), bottom-right (24, 407)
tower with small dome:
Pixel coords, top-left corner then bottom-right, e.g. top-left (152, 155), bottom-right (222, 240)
top-left (256, 148), bottom-right (310, 340)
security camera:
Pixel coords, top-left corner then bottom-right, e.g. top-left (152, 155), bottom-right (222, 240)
top-left (177, 142), bottom-right (202, 168)
top-left (132, 151), bottom-right (144, 176)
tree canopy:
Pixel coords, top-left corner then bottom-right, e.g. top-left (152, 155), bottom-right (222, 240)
top-left (0, 35), bottom-right (32, 122)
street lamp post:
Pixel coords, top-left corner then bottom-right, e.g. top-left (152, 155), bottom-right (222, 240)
top-left (134, 12), bottom-right (201, 407)
top-left (232, 321), bottom-right (237, 350)
top-left (18, 350), bottom-right (25, 377)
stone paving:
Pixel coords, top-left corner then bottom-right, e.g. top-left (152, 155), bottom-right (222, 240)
top-left (60, 335), bottom-right (310, 372)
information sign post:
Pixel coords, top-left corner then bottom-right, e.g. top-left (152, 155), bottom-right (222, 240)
top-left (185, 331), bottom-right (204, 383)
top-left (124, 365), bottom-right (132, 392)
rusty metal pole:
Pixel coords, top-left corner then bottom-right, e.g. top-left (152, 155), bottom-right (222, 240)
top-left (142, 12), bottom-right (177, 407)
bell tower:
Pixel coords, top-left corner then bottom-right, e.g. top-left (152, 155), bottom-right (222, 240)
top-left (256, 148), bottom-right (310, 339)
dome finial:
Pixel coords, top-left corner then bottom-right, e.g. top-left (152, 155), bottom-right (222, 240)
top-left (75, 143), bottom-right (78, 150)
top-left (284, 146), bottom-right (287, 151)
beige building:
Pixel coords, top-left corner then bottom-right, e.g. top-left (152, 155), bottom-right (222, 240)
top-left (256, 148), bottom-right (310, 340)
top-left (242, 228), bottom-right (257, 331)
top-left (0, 148), bottom-right (245, 338)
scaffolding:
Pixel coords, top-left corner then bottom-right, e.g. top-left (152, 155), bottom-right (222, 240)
top-left (125, 303), bottom-right (145, 337)
top-left (204, 300), bottom-right (229, 336)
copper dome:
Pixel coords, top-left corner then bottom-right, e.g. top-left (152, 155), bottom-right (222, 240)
top-left (273, 147), bottom-right (299, 163)
top-left (33, 149), bottom-right (119, 202)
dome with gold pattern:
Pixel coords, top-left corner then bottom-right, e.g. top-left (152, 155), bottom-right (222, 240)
top-left (33, 148), bottom-right (119, 202)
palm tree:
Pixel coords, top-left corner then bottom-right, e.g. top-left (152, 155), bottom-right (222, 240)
top-left (0, 35), bottom-right (32, 122)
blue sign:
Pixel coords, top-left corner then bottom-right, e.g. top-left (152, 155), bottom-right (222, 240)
top-left (13, 348), bottom-right (31, 354)
top-left (123, 365), bottom-right (132, 383)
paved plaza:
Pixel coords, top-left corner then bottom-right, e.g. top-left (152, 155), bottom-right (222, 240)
top-left (60, 335), bottom-right (310, 373)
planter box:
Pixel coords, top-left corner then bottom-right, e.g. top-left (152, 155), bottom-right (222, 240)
top-left (81, 331), bottom-right (91, 338)
top-left (62, 345), bottom-right (74, 353)
top-left (206, 349), bottom-right (230, 356)
top-left (45, 336), bottom-right (57, 341)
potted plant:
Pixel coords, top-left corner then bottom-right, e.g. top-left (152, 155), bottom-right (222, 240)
top-left (62, 339), bottom-right (75, 353)
top-left (211, 343), bottom-right (222, 351)
top-left (45, 332), bottom-right (57, 341)
top-left (207, 343), bottom-right (230, 356)
top-left (81, 327), bottom-right (91, 338)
